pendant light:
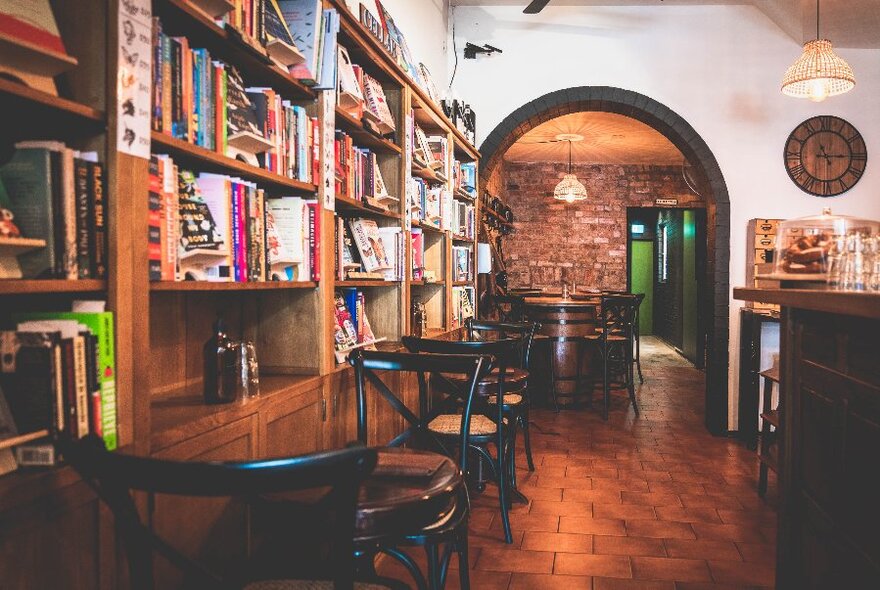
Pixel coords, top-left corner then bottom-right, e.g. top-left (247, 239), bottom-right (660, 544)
top-left (781, 0), bottom-right (855, 102)
top-left (553, 140), bottom-right (587, 203)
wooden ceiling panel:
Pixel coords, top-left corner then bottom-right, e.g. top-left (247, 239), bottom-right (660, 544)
top-left (503, 111), bottom-right (684, 165)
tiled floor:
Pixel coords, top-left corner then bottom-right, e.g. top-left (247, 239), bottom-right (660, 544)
top-left (381, 337), bottom-right (778, 589)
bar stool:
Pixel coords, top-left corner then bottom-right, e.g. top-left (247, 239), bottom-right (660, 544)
top-left (757, 364), bottom-right (781, 497)
top-left (585, 294), bottom-right (640, 420)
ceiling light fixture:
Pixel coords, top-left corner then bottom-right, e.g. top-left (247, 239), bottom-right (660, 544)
top-left (553, 140), bottom-right (587, 204)
top-left (781, 0), bottom-right (855, 102)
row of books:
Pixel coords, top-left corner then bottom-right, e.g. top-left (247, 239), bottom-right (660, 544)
top-left (334, 132), bottom-right (395, 209)
top-left (453, 246), bottom-right (474, 283)
top-left (214, 1), bottom-right (339, 89)
top-left (151, 20), bottom-right (319, 183)
top-left (451, 286), bottom-right (476, 329)
top-left (334, 217), bottom-right (401, 280)
top-left (410, 179), bottom-right (448, 230)
top-left (333, 288), bottom-right (376, 354)
top-left (452, 200), bottom-right (476, 240)
top-left (148, 154), bottom-right (320, 283)
top-left (413, 124), bottom-right (450, 176)
top-left (0, 144), bottom-right (106, 280)
top-left (337, 46), bottom-right (396, 137)
top-left (0, 310), bottom-right (117, 473)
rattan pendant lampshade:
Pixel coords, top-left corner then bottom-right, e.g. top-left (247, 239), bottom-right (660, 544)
top-left (554, 140), bottom-right (587, 203)
top-left (781, 0), bottom-right (855, 102)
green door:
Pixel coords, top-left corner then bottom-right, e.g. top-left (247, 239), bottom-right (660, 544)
top-left (682, 210), bottom-right (698, 362)
top-left (630, 240), bottom-right (654, 336)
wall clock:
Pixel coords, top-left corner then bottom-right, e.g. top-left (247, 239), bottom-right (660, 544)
top-left (784, 115), bottom-right (867, 197)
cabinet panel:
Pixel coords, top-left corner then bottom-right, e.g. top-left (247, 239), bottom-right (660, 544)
top-left (262, 387), bottom-right (322, 457)
top-left (799, 386), bottom-right (835, 508)
top-left (150, 417), bottom-right (258, 589)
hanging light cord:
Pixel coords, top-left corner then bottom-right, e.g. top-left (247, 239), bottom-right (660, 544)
top-left (568, 140), bottom-right (573, 174)
top-left (816, 0), bottom-right (820, 39)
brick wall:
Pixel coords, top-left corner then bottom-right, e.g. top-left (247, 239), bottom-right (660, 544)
top-left (501, 161), bottom-right (703, 290)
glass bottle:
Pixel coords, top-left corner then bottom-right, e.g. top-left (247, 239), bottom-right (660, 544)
top-left (203, 318), bottom-right (237, 404)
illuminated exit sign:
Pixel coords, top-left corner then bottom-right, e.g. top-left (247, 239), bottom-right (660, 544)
top-left (655, 198), bottom-right (678, 206)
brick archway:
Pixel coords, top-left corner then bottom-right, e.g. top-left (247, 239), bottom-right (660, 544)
top-left (479, 86), bottom-right (730, 435)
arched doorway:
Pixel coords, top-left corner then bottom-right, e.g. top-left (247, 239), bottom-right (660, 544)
top-left (479, 86), bottom-right (730, 435)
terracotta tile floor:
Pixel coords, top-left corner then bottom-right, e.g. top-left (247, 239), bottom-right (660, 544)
top-left (379, 338), bottom-right (778, 589)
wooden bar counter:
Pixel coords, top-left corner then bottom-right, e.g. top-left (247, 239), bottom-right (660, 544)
top-left (733, 288), bottom-right (880, 588)
top-left (523, 295), bottom-right (599, 408)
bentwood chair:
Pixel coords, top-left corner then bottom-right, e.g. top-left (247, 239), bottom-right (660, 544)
top-left (401, 336), bottom-right (523, 544)
top-left (56, 434), bottom-right (387, 590)
top-left (462, 318), bottom-right (540, 476)
top-left (349, 349), bottom-right (492, 590)
top-left (586, 294), bottom-right (640, 420)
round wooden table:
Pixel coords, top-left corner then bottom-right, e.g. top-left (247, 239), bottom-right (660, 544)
top-left (523, 296), bottom-right (599, 408)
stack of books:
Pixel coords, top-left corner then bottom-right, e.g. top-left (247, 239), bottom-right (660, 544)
top-left (333, 288), bottom-right (381, 362)
top-left (335, 217), bottom-right (398, 281)
top-left (334, 132), bottom-right (395, 208)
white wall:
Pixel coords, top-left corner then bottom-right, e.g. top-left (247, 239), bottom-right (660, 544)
top-left (448, 3), bottom-right (880, 429)
top-left (364, 0), bottom-right (451, 93)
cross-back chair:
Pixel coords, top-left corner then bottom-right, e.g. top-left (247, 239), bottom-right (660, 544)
top-left (586, 294), bottom-right (640, 420)
top-left (348, 349), bottom-right (493, 590)
top-left (400, 336), bottom-right (523, 545)
top-left (56, 434), bottom-right (383, 590)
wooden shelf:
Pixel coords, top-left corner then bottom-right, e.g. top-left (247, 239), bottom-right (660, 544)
top-left (336, 280), bottom-right (400, 288)
top-left (483, 206), bottom-right (512, 225)
top-left (0, 430), bottom-right (50, 452)
top-left (0, 279), bottom-right (106, 295)
top-left (451, 234), bottom-right (474, 243)
top-left (187, 0), bottom-right (235, 18)
top-left (452, 281), bottom-right (473, 287)
top-left (454, 188), bottom-right (476, 202)
top-left (733, 287), bottom-right (880, 320)
top-left (335, 107), bottom-right (402, 154)
top-left (334, 195), bottom-right (402, 220)
top-left (410, 279), bottom-right (444, 287)
top-left (151, 132), bottom-right (318, 193)
top-left (0, 32), bottom-right (78, 78)
top-left (411, 163), bottom-right (446, 183)
top-left (153, 0), bottom-right (315, 102)
top-left (150, 281), bottom-right (318, 291)
top-left (0, 78), bottom-right (105, 140)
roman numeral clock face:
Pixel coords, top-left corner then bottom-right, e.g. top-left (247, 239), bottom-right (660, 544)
top-left (785, 115), bottom-right (867, 197)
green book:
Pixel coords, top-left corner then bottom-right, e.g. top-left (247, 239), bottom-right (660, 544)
top-left (14, 312), bottom-right (116, 450)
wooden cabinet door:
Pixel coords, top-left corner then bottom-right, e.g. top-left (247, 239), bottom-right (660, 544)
top-left (260, 386), bottom-right (323, 458)
top-left (149, 416), bottom-right (258, 589)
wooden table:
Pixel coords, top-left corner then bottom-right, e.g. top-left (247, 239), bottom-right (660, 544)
top-left (523, 296), bottom-right (599, 408)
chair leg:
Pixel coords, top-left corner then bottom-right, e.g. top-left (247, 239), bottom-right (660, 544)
top-left (508, 413), bottom-right (518, 492)
top-left (457, 524), bottom-right (471, 590)
top-left (635, 330), bottom-right (644, 384)
top-left (425, 542), bottom-right (441, 590)
top-left (496, 431), bottom-right (513, 544)
top-left (758, 460), bottom-right (768, 497)
top-left (627, 341), bottom-right (639, 415)
top-left (602, 347), bottom-right (610, 421)
top-left (521, 404), bottom-right (535, 471)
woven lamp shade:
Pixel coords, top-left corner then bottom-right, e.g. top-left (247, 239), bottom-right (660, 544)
top-left (554, 173), bottom-right (588, 203)
top-left (781, 39), bottom-right (855, 101)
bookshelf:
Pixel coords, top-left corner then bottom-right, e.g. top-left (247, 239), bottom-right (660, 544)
top-left (0, 0), bottom-right (479, 584)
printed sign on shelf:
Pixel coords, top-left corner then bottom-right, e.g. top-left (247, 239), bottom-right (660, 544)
top-left (321, 88), bottom-right (336, 211)
top-left (116, 0), bottom-right (152, 159)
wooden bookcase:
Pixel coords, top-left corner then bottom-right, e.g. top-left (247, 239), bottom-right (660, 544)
top-left (0, 0), bottom-right (478, 585)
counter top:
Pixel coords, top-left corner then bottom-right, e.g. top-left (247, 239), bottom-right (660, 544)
top-left (733, 287), bottom-right (880, 320)
top-left (523, 296), bottom-right (600, 306)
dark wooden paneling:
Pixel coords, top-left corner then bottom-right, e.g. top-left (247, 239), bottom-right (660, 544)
top-left (262, 387), bottom-right (322, 457)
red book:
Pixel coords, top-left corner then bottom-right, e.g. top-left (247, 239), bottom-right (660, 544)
top-left (307, 201), bottom-right (320, 282)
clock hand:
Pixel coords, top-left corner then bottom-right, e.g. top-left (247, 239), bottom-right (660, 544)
top-left (816, 152), bottom-right (832, 165)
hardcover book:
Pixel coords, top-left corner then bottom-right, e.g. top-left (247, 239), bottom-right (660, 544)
top-left (348, 218), bottom-right (390, 272)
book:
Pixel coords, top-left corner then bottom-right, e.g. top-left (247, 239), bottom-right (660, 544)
top-left (361, 73), bottom-right (395, 135)
top-left (333, 293), bottom-right (358, 351)
top-left (313, 9), bottom-right (339, 91)
top-left (266, 196), bottom-right (305, 280)
top-left (0, 331), bottom-right (58, 435)
top-left (279, 0), bottom-right (323, 85)
top-left (347, 218), bottom-right (390, 272)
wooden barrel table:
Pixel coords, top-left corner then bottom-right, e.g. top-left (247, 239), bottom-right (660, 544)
top-left (523, 296), bottom-right (599, 408)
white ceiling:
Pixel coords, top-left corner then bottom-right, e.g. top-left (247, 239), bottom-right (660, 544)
top-left (504, 112), bottom-right (685, 164)
top-left (450, 1), bottom-right (880, 48)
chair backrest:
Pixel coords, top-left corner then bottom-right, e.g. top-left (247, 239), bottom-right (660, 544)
top-left (464, 318), bottom-right (540, 370)
top-left (599, 294), bottom-right (639, 341)
top-left (56, 434), bottom-right (377, 590)
top-left (348, 349), bottom-right (492, 471)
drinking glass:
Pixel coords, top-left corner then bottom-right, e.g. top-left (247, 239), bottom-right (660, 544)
top-left (233, 341), bottom-right (260, 400)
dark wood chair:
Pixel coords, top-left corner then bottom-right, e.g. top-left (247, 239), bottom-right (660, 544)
top-left (349, 349), bottom-right (493, 589)
top-left (401, 336), bottom-right (522, 545)
top-left (585, 294), bottom-right (640, 420)
top-left (757, 364), bottom-right (781, 497)
top-left (55, 434), bottom-right (386, 590)
top-left (463, 318), bottom-right (540, 476)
